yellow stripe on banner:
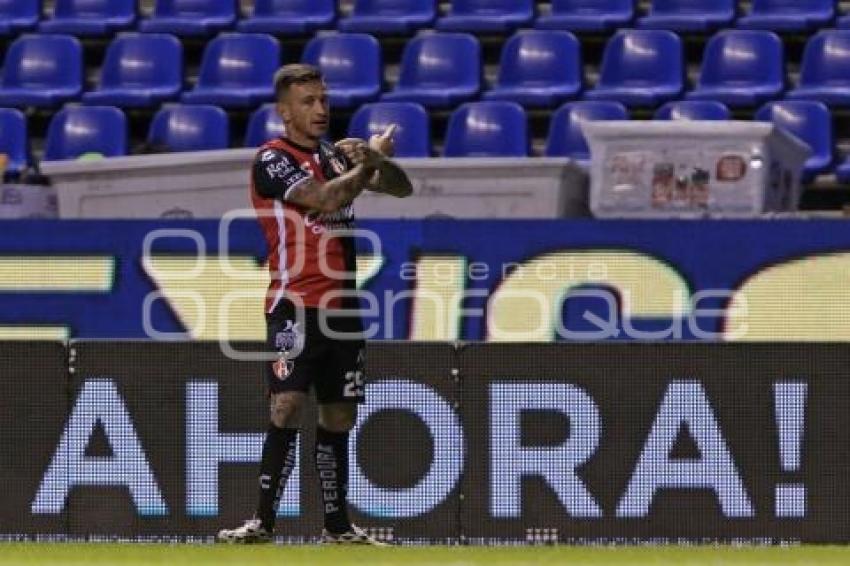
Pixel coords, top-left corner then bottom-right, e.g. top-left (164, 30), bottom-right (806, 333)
top-left (410, 256), bottom-right (467, 342)
top-left (0, 326), bottom-right (70, 340)
top-left (0, 257), bottom-right (114, 291)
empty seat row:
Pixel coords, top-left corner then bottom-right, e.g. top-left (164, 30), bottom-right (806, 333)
top-left (9, 30), bottom-right (850, 111)
top-left (3, 1), bottom-right (850, 36)
top-left (0, 100), bottom-right (843, 182)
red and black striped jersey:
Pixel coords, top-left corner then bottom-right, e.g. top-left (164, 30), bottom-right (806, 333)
top-left (250, 137), bottom-right (357, 313)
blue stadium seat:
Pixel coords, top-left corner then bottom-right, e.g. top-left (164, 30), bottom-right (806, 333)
top-left (382, 33), bottom-right (480, 108)
top-left (788, 31), bottom-right (850, 106)
top-left (637, 0), bottom-right (735, 32)
top-left (756, 101), bottom-right (833, 181)
top-left (545, 101), bottom-right (628, 163)
top-left (348, 102), bottom-right (430, 157)
top-left (654, 100), bottom-right (731, 121)
top-left (484, 30), bottom-right (582, 107)
top-left (585, 30), bottom-right (683, 107)
top-left (244, 103), bottom-right (284, 146)
top-left (738, 0), bottom-right (834, 32)
top-left (0, 1), bottom-right (40, 35)
top-left (0, 35), bottom-right (82, 107)
top-left (182, 33), bottom-right (278, 108)
top-left (83, 34), bottom-right (182, 108)
top-left (148, 105), bottom-right (229, 152)
top-left (436, 0), bottom-right (534, 33)
top-left (338, 0), bottom-right (435, 35)
top-left (39, 0), bottom-right (135, 36)
top-left (535, 0), bottom-right (633, 33)
top-left (139, 0), bottom-right (236, 36)
top-left (686, 30), bottom-right (784, 108)
top-left (0, 108), bottom-right (28, 172)
top-left (301, 33), bottom-right (381, 108)
top-left (443, 101), bottom-right (527, 157)
top-left (44, 106), bottom-right (127, 161)
top-left (237, 0), bottom-right (335, 34)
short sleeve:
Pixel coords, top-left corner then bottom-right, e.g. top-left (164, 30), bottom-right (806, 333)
top-left (252, 148), bottom-right (312, 200)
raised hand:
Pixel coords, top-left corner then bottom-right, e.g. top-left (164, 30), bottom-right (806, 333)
top-left (369, 124), bottom-right (397, 157)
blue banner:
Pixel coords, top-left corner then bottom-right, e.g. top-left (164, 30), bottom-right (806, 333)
top-left (1, 219), bottom-right (849, 341)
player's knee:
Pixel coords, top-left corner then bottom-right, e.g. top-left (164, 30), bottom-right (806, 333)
top-left (269, 392), bottom-right (306, 428)
top-left (318, 403), bottom-right (357, 432)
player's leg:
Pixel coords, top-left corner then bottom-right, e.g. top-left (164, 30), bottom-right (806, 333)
top-left (313, 342), bottom-right (386, 545)
top-left (217, 303), bottom-right (312, 544)
top-left (316, 401), bottom-right (357, 535)
top-left (255, 391), bottom-right (305, 532)
top-left (217, 391), bottom-right (305, 544)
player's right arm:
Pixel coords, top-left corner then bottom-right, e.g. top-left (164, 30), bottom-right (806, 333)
top-left (253, 148), bottom-right (375, 213)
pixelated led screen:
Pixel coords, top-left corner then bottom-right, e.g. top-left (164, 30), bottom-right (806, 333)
top-left (2, 341), bottom-right (848, 543)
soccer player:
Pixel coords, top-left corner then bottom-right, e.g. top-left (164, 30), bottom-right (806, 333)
top-left (216, 64), bottom-right (412, 544)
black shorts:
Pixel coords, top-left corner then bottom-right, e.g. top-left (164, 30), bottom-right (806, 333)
top-left (265, 298), bottom-right (366, 404)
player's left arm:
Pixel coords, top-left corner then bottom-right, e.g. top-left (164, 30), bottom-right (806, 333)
top-left (365, 155), bottom-right (413, 197)
top-left (336, 125), bottom-right (413, 198)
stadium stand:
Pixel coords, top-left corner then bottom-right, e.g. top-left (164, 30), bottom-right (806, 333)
top-left (44, 105), bottom-right (127, 160)
top-left (443, 101), bottom-right (528, 157)
top-left (148, 104), bottom-right (229, 152)
top-left (138, 0), bottom-right (236, 36)
top-left (38, 0), bottom-right (136, 36)
top-left (0, 34), bottom-right (82, 107)
top-left (0, 108), bottom-right (28, 172)
top-left (637, 0), bottom-right (735, 32)
top-left (82, 33), bottom-right (183, 108)
top-left (483, 30), bottom-right (582, 107)
top-left (4, 0), bottom-right (850, 208)
top-left (382, 32), bottom-right (481, 108)
top-left (435, 0), bottom-right (534, 33)
top-left (654, 100), bottom-right (732, 121)
top-left (338, 0), bottom-right (435, 34)
top-left (181, 33), bottom-right (278, 107)
top-left (237, 0), bottom-right (336, 34)
top-left (584, 29), bottom-right (683, 106)
top-left (535, 0), bottom-right (633, 32)
top-left (756, 100), bottom-right (835, 181)
top-left (245, 103), bottom-right (285, 147)
top-left (348, 101), bottom-right (431, 157)
top-left (544, 101), bottom-right (629, 163)
top-left (686, 30), bottom-right (784, 108)
top-left (301, 33), bottom-right (382, 108)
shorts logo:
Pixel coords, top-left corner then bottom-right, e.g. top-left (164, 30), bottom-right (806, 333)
top-left (274, 320), bottom-right (304, 354)
top-left (272, 320), bottom-right (304, 381)
top-left (272, 353), bottom-right (295, 380)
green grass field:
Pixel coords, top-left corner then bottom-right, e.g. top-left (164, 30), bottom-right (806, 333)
top-left (0, 544), bottom-right (849, 566)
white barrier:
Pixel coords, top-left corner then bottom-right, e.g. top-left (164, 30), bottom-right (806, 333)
top-left (42, 150), bottom-right (589, 219)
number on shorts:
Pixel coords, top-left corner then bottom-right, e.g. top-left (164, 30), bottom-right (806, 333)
top-left (343, 369), bottom-right (365, 398)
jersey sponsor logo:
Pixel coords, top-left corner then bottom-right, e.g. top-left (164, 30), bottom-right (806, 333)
top-left (260, 150), bottom-right (277, 162)
top-left (265, 160), bottom-right (297, 180)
